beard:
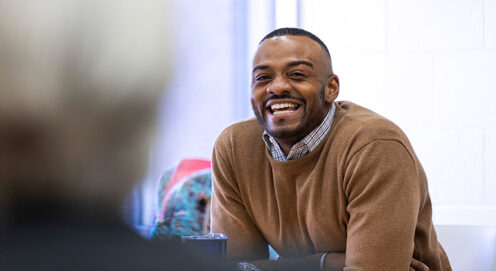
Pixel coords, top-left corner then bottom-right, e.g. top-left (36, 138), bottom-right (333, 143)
top-left (252, 83), bottom-right (327, 140)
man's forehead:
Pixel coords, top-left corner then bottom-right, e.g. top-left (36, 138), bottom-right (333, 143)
top-left (253, 35), bottom-right (327, 68)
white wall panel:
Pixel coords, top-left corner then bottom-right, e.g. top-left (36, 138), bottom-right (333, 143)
top-left (486, 129), bottom-right (496, 205)
top-left (388, 0), bottom-right (484, 51)
top-left (333, 52), bottom-right (386, 110)
top-left (382, 53), bottom-right (435, 130)
top-left (301, 0), bottom-right (386, 53)
top-left (486, 0), bottom-right (496, 48)
top-left (408, 129), bottom-right (485, 205)
top-left (433, 205), bottom-right (496, 226)
top-left (433, 51), bottom-right (496, 128)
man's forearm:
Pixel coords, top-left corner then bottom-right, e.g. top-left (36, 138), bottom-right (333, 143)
top-left (234, 252), bottom-right (345, 271)
top-left (323, 252), bottom-right (346, 271)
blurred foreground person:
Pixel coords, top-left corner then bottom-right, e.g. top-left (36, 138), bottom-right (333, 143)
top-left (0, 1), bottom-right (222, 270)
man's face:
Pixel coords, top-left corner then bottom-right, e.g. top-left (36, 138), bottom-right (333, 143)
top-left (251, 35), bottom-right (338, 144)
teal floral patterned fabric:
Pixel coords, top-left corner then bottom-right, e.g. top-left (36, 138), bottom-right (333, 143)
top-left (150, 168), bottom-right (212, 240)
top-left (148, 160), bottom-right (280, 260)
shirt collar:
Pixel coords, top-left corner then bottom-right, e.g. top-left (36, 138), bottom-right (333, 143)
top-left (262, 103), bottom-right (336, 161)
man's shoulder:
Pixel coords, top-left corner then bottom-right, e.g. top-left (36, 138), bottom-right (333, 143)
top-left (215, 117), bottom-right (263, 147)
top-left (222, 117), bottom-right (261, 133)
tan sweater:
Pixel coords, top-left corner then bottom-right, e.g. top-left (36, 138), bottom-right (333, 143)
top-left (211, 101), bottom-right (451, 271)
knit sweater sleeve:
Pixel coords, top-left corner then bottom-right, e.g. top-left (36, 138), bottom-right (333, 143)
top-left (343, 139), bottom-right (420, 270)
top-left (210, 137), bottom-right (270, 262)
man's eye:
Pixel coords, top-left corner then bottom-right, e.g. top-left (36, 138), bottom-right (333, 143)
top-left (256, 75), bottom-right (270, 81)
top-left (289, 72), bottom-right (305, 78)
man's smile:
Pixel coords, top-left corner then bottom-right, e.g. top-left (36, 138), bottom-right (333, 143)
top-left (271, 102), bottom-right (299, 114)
top-left (265, 99), bottom-right (303, 119)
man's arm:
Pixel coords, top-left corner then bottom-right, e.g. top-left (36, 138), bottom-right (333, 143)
top-left (240, 253), bottom-right (345, 271)
top-left (211, 137), bottom-right (429, 271)
top-left (343, 139), bottom-right (421, 270)
top-left (210, 141), bottom-right (269, 261)
top-left (210, 141), bottom-right (345, 270)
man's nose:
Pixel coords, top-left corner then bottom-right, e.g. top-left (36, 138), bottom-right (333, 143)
top-left (266, 76), bottom-right (291, 96)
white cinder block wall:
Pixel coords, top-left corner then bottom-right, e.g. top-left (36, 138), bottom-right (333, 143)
top-left (300, 0), bottom-right (496, 226)
top-left (144, 0), bottom-right (496, 228)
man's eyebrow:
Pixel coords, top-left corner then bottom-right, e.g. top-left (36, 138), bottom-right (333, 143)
top-left (252, 61), bottom-right (313, 73)
top-left (288, 60), bottom-right (313, 68)
top-left (252, 65), bottom-right (269, 73)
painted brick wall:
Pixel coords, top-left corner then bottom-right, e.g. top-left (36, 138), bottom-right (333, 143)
top-left (301, 0), bottom-right (496, 226)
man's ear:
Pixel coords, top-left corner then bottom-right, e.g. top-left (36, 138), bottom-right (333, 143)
top-left (324, 74), bottom-right (339, 103)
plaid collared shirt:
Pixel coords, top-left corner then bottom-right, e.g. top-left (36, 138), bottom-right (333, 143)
top-left (262, 103), bottom-right (336, 161)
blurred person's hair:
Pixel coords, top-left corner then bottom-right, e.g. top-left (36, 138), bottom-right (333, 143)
top-left (0, 0), bottom-right (171, 217)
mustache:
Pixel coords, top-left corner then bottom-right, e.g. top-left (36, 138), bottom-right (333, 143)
top-left (263, 94), bottom-right (305, 107)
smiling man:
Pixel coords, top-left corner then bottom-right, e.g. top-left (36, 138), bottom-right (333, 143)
top-left (211, 28), bottom-right (451, 271)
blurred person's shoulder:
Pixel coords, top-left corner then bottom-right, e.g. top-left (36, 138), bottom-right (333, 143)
top-left (0, 217), bottom-right (226, 271)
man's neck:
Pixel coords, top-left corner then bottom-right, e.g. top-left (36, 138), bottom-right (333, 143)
top-left (274, 107), bottom-right (333, 155)
top-left (276, 136), bottom-right (303, 156)
top-left (262, 103), bottom-right (336, 161)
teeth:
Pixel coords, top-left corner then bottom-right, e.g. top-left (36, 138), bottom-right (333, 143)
top-left (270, 103), bottom-right (297, 110)
top-left (273, 110), bottom-right (293, 115)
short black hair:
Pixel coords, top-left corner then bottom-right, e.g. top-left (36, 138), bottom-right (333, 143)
top-left (260, 27), bottom-right (331, 59)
